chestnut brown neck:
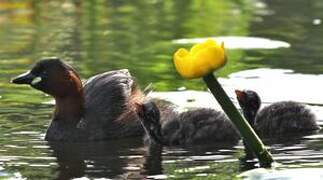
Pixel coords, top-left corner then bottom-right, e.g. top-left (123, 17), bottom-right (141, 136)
top-left (52, 71), bottom-right (84, 125)
top-left (54, 93), bottom-right (84, 124)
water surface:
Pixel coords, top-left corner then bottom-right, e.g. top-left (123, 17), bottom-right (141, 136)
top-left (1, 0), bottom-right (323, 179)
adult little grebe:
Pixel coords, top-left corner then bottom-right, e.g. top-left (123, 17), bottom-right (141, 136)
top-left (12, 58), bottom-right (144, 141)
top-left (135, 100), bottom-right (240, 146)
top-left (235, 89), bottom-right (320, 137)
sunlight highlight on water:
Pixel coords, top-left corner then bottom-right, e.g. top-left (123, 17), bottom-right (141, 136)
top-left (172, 36), bottom-right (291, 49)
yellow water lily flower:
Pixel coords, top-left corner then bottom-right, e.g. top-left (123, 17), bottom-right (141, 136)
top-left (173, 39), bottom-right (226, 79)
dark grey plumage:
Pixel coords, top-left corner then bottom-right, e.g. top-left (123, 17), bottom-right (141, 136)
top-left (137, 101), bottom-right (240, 146)
top-left (255, 101), bottom-right (319, 137)
top-left (81, 69), bottom-right (144, 140)
top-left (235, 90), bottom-right (320, 138)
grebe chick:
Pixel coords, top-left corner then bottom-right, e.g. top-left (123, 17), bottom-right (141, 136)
top-left (235, 89), bottom-right (320, 137)
top-left (136, 100), bottom-right (240, 146)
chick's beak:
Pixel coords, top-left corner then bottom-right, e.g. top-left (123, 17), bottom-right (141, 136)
top-left (11, 71), bottom-right (36, 85)
top-left (235, 89), bottom-right (246, 102)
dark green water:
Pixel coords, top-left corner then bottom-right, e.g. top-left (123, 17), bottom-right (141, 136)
top-left (1, 0), bottom-right (323, 179)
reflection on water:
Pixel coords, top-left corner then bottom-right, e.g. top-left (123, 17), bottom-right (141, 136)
top-left (1, 0), bottom-right (323, 179)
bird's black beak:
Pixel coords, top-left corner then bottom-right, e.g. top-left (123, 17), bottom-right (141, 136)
top-left (11, 71), bottom-right (36, 85)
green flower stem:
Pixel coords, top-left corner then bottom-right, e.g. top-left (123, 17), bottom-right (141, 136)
top-left (203, 73), bottom-right (273, 167)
